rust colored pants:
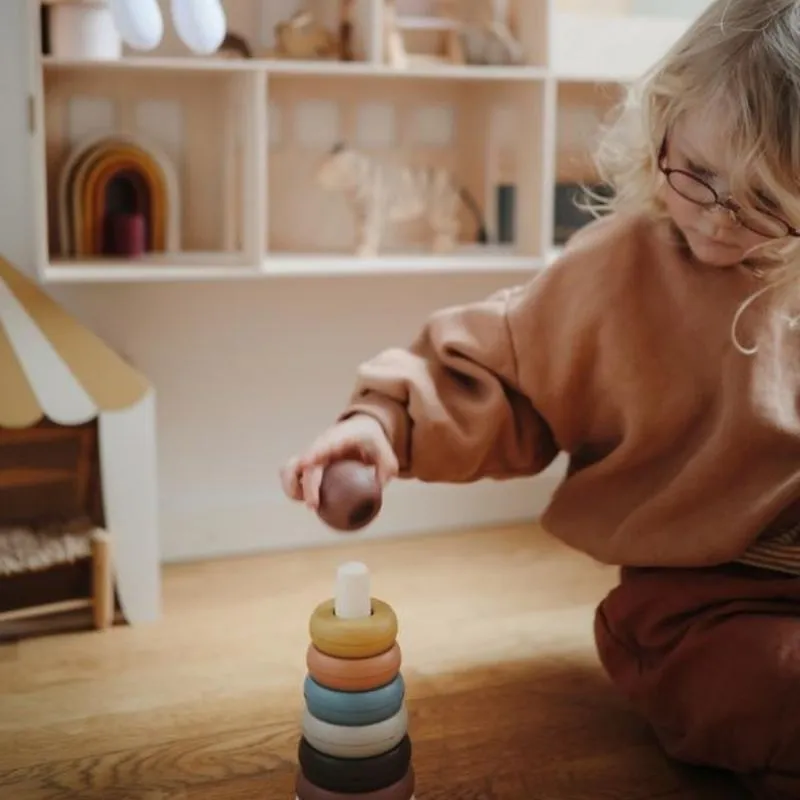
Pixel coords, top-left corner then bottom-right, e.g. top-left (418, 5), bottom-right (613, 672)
top-left (594, 562), bottom-right (800, 800)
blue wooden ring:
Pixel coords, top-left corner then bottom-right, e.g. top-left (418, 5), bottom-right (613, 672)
top-left (304, 673), bottom-right (405, 726)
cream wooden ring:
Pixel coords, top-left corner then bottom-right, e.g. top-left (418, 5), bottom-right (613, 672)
top-left (309, 598), bottom-right (398, 658)
top-left (302, 704), bottom-right (408, 759)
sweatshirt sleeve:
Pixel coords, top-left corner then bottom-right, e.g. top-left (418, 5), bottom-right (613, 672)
top-left (339, 282), bottom-right (560, 483)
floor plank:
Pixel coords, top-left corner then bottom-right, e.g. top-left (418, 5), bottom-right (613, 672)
top-left (0, 523), bottom-right (747, 799)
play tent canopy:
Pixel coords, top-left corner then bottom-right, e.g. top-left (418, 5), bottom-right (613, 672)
top-left (0, 257), bottom-right (160, 624)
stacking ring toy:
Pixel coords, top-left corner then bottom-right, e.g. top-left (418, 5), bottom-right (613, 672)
top-left (296, 766), bottom-right (415, 800)
top-left (298, 734), bottom-right (412, 794)
top-left (304, 673), bottom-right (405, 726)
top-left (302, 704), bottom-right (408, 759)
top-left (309, 598), bottom-right (398, 658)
top-left (306, 642), bottom-right (401, 691)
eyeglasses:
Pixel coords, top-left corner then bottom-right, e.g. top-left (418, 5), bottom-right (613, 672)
top-left (658, 139), bottom-right (800, 240)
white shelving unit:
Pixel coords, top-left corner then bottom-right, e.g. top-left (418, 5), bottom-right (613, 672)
top-left (26, 0), bottom-right (689, 283)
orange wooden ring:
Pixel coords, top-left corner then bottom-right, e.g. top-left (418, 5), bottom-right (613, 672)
top-left (306, 642), bottom-right (401, 692)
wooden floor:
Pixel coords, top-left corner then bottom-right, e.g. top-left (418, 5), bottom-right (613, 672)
top-left (0, 523), bottom-right (747, 800)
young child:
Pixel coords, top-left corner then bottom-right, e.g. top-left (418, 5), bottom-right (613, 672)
top-left (281, 1), bottom-right (800, 796)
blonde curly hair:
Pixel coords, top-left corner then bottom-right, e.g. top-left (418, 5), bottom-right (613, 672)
top-left (587, 0), bottom-right (800, 281)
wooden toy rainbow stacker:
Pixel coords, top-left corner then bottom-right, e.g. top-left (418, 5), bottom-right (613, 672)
top-left (296, 561), bottom-right (415, 800)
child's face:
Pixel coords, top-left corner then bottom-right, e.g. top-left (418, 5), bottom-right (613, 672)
top-left (661, 113), bottom-right (787, 268)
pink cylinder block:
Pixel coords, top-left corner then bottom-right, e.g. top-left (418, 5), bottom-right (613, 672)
top-left (113, 213), bottom-right (146, 257)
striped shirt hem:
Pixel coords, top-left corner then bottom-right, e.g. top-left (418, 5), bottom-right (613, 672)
top-left (735, 520), bottom-right (800, 576)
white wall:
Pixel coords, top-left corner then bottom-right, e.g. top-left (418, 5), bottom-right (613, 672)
top-left (0, 2), bottom-right (563, 562)
top-left (630, 0), bottom-right (711, 18)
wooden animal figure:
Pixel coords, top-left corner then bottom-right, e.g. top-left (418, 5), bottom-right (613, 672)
top-left (275, 10), bottom-right (337, 59)
top-left (315, 143), bottom-right (464, 257)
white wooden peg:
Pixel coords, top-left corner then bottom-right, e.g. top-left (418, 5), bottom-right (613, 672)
top-left (334, 561), bottom-right (372, 620)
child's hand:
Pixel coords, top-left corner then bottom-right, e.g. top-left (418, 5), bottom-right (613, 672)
top-left (280, 414), bottom-right (399, 510)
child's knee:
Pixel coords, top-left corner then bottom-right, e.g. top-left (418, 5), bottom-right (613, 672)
top-left (663, 670), bottom-right (800, 776)
top-left (595, 593), bottom-right (800, 777)
top-left (647, 621), bottom-right (800, 776)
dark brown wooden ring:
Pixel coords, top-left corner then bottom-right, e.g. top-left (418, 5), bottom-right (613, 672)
top-left (306, 642), bottom-right (401, 692)
top-left (296, 766), bottom-right (414, 800)
top-left (297, 734), bottom-right (411, 794)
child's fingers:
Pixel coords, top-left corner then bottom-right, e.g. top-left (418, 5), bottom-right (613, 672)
top-left (358, 436), bottom-right (398, 486)
top-left (296, 433), bottom-right (342, 472)
top-left (280, 457), bottom-right (304, 501)
top-left (376, 451), bottom-right (399, 486)
top-left (297, 435), bottom-right (361, 472)
top-left (302, 464), bottom-right (324, 509)
top-left (293, 418), bottom-right (397, 496)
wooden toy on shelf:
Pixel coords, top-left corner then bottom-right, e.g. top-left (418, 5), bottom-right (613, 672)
top-left (107, 0), bottom-right (227, 55)
top-left (42, 0), bottom-right (123, 60)
top-left (460, 0), bottom-right (525, 66)
top-left (383, 0), bottom-right (524, 69)
top-left (57, 132), bottom-right (180, 259)
top-left (297, 562), bottom-right (415, 799)
top-left (274, 10), bottom-right (338, 60)
top-left (315, 142), bottom-right (476, 258)
top-left (383, 0), bottom-right (464, 69)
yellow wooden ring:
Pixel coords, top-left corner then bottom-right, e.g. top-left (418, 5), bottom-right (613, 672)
top-left (309, 598), bottom-right (398, 659)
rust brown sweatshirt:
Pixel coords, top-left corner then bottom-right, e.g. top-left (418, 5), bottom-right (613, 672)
top-left (341, 211), bottom-right (800, 569)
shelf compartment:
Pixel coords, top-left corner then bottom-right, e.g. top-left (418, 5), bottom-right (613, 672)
top-left (387, 0), bottom-right (548, 71)
top-left (39, 62), bottom-right (260, 278)
top-left (551, 80), bottom-right (622, 249)
top-left (255, 0), bottom-right (377, 63)
top-left (264, 71), bottom-right (548, 268)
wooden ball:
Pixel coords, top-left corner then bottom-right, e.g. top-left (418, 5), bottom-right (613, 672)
top-left (317, 460), bottom-right (382, 532)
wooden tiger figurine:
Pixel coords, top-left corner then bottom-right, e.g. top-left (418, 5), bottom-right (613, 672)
top-left (315, 142), bottom-right (487, 257)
